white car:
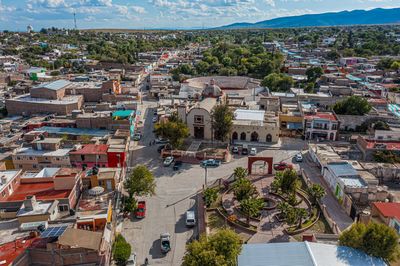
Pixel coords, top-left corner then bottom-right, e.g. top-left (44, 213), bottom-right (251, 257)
top-left (295, 153), bottom-right (303, 162)
top-left (152, 116), bottom-right (158, 123)
top-left (163, 156), bottom-right (174, 166)
top-left (250, 147), bottom-right (257, 156)
top-left (126, 253), bottom-right (137, 266)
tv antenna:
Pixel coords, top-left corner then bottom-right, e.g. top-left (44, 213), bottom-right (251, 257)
top-left (73, 11), bottom-right (78, 30)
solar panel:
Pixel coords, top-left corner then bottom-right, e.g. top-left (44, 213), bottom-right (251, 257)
top-left (40, 226), bottom-right (68, 238)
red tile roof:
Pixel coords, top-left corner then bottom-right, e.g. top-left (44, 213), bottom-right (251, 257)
top-left (0, 182), bottom-right (71, 202)
top-left (365, 140), bottom-right (400, 150)
top-left (305, 112), bottom-right (337, 121)
top-left (69, 144), bottom-right (109, 155)
top-left (373, 202), bottom-right (400, 221)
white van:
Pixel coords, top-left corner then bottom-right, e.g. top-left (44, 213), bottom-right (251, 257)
top-left (185, 211), bottom-right (196, 227)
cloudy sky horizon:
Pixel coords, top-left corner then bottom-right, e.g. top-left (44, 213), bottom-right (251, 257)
top-left (0, 0), bottom-right (399, 31)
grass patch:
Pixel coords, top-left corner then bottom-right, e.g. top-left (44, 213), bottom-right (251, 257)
top-left (208, 212), bottom-right (226, 232)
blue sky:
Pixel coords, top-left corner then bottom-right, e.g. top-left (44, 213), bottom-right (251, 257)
top-left (0, 0), bottom-right (399, 30)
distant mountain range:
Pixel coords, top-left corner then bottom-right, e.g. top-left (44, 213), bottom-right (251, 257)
top-left (216, 8), bottom-right (400, 29)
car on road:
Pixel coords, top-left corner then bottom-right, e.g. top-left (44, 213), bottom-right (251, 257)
top-left (273, 161), bottom-right (293, 171)
top-left (173, 160), bottom-right (183, 171)
top-left (133, 133), bottom-right (142, 141)
top-left (152, 116), bottom-right (158, 123)
top-left (126, 253), bottom-right (137, 266)
top-left (200, 159), bottom-right (221, 167)
top-left (160, 233), bottom-right (171, 253)
top-left (135, 201), bottom-right (146, 219)
top-left (231, 146), bottom-right (239, 154)
top-left (185, 211), bottom-right (196, 227)
top-left (250, 147), bottom-right (257, 156)
top-left (155, 138), bottom-right (169, 144)
top-left (295, 153), bottom-right (303, 162)
top-left (163, 156), bottom-right (174, 166)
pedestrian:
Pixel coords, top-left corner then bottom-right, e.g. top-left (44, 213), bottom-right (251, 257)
top-left (149, 141), bottom-right (152, 146)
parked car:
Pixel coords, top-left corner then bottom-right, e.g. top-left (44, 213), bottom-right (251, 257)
top-left (152, 116), bottom-right (158, 123)
top-left (232, 146), bottom-right (239, 154)
top-left (163, 156), bottom-right (174, 166)
top-left (241, 145), bottom-right (249, 155)
top-left (295, 153), bottom-right (303, 162)
top-left (135, 201), bottom-right (146, 219)
top-left (133, 133), bottom-right (142, 141)
top-left (173, 160), bottom-right (183, 171)
top-left (126, 253), bottom-right (137, 266)
top-left (250, 147), bottom-right (257, 156)
top-left (200, 159), bottom-right (221, 167)
top-left (273, 161), bottom-right (293, 171)
top-left (155, 138), bottom-right (169, 144)
top-left (160, 233), bottom-right (171, 253)
top-left (185, 211), bottom-right (196, 227)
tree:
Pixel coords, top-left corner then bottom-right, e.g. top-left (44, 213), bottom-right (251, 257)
top-left (306, 67), bottom-right (323, 82)
top-left (240, 197), bottom-right (264, 224)
top-left (333, 96), bottom-right (372, 116)
top-left (373, 150), bottom-right (400, 163)
top-left (391, 61), bottom-right (400, 71)
top-left (211, 104), bottom-right (234, 142)
top-left (183, 229), bottom-right (242, 266)
top-left (261, 73), bottom-right (294, 92)
top-left (307, 184), bottom-right (326, 205)
top-left (280, 169), bottom-right (300, 195)
top-left (123, 196), bottom-right (137, 213)
top-left (277, 202), bottom-right (307, 228)
top-left (233, 167), bottom-right (248, 180)
top-left (204, 187), bottom-right (218, 208)
top-left (233, 178), bottom-right (258, 202)
top-left (124, 165), bottom-right (156, 199)
top-left (113, 234), bottom-right (131, 265)
top-left (373, 121), bottom-right (390, 130)
top-left (339, 222), bottom-right (400, 262)
top-left (154, 118), bottom-right (190, 149)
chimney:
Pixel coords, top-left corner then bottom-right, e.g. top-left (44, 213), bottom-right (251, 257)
top-left (24, 195), bottom-right (37, 211)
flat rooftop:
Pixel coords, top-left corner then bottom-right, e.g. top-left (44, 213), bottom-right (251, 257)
top-left (0, 182), bottom-right (71, 202)
top-left (234, 109), bottom-right (265, 122)
top-left (17, 201), bottom-right (53, 217)
top-left (33, 80), bottom-right (71, 91)
top-left (34, 126), bottom-right (110, 137)
top-left (0, 170), bottom-right (21, 191)
top-left (9, 94), bottom-right (82, 104)
top-left (15, 147), bottom-right (71, 157)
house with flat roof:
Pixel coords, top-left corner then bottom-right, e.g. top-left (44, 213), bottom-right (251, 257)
top-left (0, 167), bottom-right (82, 217)
top-left (12, 138), bottom-right (71, 170)
top-left (231, 109), bottom-right (280, 143)
top-left (304, 111), bottom-right (339, 141)
top-left (0, 170), bottom-right (22, 207)
top-left (6, 79), bottom-right (83, 116)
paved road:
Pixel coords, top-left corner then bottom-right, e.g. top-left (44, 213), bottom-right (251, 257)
top-left (301, 155), bottom-right (353, 232)
top-left (121, 96), bottom-right (306, 265)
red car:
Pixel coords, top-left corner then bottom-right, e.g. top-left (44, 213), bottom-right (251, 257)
top-left (135, 201), bottom-right (146, 219)
top-left (273, 162), bottom-right (293, 171)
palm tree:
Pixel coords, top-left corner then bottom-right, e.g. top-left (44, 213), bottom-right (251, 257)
top-left (233, 178), bottom-right (258, 201)
top-left (307, 184), bottom-right (326, 205)
top-left (233, 167), bottom-right (248, 180)
top-left (240, 197), bottom-right (264, 225)
top-left (295, 208), bottom-right (308, 229)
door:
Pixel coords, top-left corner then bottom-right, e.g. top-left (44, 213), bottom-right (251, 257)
top-left (106, 180), bottom-right (112, 190)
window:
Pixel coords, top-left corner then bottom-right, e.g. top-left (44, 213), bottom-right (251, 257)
top-left (331, 124), bottom-right (338, 130)
top-left (33, 164), bottom-right (37, 169)
top-left (58, 205), bottom-right (69, 212)
top-left (16, 156), bottom-right (20, 160)
top-left (194, 115), bottom-right (204, 124)
top-left (378, 136), bottom-right (383, 140)
top-left (29, 157), bottom-right (33, 160)
top-left (1, 191), bottom-right (6, 197)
